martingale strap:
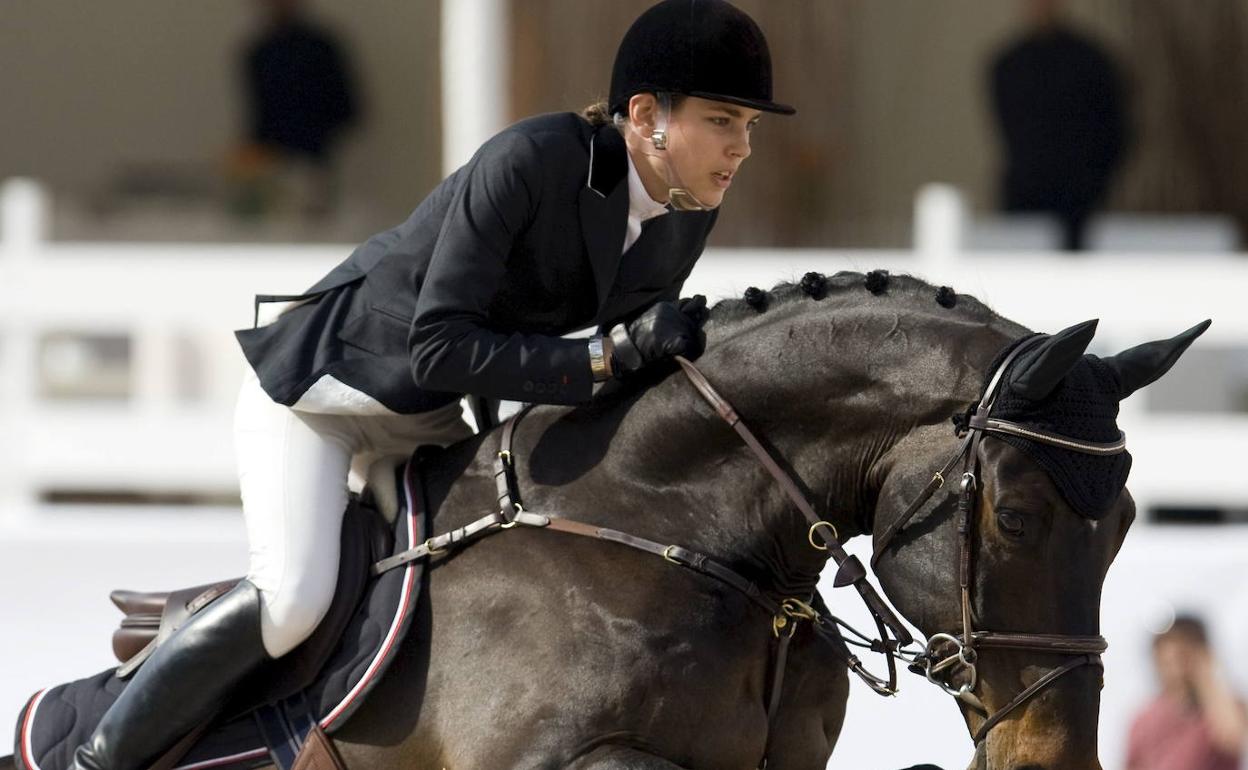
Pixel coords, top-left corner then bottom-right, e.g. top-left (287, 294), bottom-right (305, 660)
top-left (376, 423), bottom-right (798, 624)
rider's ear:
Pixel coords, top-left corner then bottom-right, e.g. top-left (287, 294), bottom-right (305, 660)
top-left (627, 93), bottom-right (658, 136)
top-left (1008, 319), bottom-right (1099, 401)
top-left (1102, 320), bottom-right (1211, 400)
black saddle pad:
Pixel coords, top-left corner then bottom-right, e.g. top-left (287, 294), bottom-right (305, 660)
top-left (14, 458), bottom-right (430, 770)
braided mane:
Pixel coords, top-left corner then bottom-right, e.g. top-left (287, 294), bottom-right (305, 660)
top-left (705, 269), bottom-right (999, 329)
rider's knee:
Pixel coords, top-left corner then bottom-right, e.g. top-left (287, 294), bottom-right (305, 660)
top-left (256, 574), bottom-right (336, 658)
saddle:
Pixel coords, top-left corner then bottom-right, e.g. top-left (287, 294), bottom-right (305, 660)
top-left (16, 455), bottom-right (434, 770)
top-left (107, 497), bottom-right (392, 697)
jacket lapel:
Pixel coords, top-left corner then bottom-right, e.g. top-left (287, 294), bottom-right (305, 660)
top-left (579, 126), bottom-right (630, 312)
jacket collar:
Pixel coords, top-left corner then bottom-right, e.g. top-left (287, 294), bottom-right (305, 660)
top-left (586, 124), bottom-right (629, 198)
top-left (580, 125), bottom-right (630, 312)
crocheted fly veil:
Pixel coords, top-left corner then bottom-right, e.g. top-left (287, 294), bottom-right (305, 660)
top-left (980, 319), bottom-right (1211, 519)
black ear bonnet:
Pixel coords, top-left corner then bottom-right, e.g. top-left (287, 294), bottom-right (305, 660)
top-left (981, 335), bottom-right (1131, 519)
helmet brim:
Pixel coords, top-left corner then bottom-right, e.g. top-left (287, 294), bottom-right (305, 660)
top-left (685, 90), bottom-right (797, 116)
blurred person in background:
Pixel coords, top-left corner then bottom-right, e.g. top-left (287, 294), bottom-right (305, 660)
top-left (989, 0), bottom-right (1128, 251)
top-left (66, 2), bottom-right (796, 768)
top-left (1126, 614), bottom-right (1248, 770)
top-left (233, 0), bottom-right (360, 219)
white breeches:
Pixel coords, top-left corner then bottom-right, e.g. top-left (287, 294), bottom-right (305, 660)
top-left (234, 372), bottom-right (472, 657)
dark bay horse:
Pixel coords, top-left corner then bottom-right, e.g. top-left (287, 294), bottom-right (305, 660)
top-left (3, 271), bottom-right (1205, 769)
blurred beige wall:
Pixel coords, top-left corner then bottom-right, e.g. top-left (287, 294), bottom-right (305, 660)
top-left (509, 0), bottom-right (1142, 248)
top-left (4, 1), bottom-right (1245, 247)
top-left (0, 0), bottom-right (441, 235)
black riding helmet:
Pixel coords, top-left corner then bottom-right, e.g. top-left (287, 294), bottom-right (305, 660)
top-left (609, 0), bottom-right (796, 117)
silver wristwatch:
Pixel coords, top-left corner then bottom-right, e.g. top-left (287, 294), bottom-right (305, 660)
top-left (588, 335), bottom-right (611, 382)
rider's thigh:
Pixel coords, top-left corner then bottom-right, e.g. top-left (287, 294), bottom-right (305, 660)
top-left (234, 374), bottom-right (356, 658)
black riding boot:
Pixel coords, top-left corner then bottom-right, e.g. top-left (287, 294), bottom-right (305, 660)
top-left (70, 580), bottom-right (270, 770)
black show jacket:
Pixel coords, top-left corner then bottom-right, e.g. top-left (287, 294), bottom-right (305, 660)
top-left (236, 113), bottom-right (718, 414)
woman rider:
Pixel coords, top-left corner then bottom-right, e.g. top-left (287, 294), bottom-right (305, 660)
top-left (70, 1), bottom-right (794, 767)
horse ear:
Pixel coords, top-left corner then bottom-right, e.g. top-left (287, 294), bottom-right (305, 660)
top-left (1008, 319), bottom-right (1099, 401)
top-left (1103, 320), bottom-right (1212, 400)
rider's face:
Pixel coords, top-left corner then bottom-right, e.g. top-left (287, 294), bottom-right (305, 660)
top-left (628, 94), bottom-right (760, 209)
top-left (662, 97), bottom-right (760, 208)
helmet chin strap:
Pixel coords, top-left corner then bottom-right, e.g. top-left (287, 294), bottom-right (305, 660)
top-left (638, 92), bottom-right (712, 212)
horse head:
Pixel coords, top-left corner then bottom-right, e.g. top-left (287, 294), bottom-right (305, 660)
top-left (870, 317), bottom-right (1209, 769)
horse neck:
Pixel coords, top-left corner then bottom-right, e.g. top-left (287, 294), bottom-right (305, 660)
top-left (602, 297), bottom-right (1020, 599)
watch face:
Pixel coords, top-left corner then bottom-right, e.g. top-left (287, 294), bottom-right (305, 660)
top-left (589, 337), bottom-right (610, 381)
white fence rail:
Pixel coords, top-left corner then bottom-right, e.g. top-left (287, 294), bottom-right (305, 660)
top-left (1, 179), bottom-right (1247, 524)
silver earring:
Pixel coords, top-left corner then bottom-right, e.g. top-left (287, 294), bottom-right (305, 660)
top-left (651, 128), bottom-right (668, 150)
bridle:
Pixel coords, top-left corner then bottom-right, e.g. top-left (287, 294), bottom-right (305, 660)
top-left (679, 343), bottom-right (1118, 745)
top-left (869, 338), bottom-right (1120, 744)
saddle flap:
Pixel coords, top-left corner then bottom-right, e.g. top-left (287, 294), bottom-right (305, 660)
top-left (21, 466), bottom-right (423, 770)
top-left (110, 580), bottom-right (240, 669)
top-left (112, 625), bottom-right (156, 665)
top-left (106, 502), bottom-right (391, 719)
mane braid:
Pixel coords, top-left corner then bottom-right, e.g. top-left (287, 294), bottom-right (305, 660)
top-left (707, 270), bottom-right (996, 329)
top-left (743, 286), bottom-right (768, 312)
top-left (864, 269), bottom-right (890, 295)
top-left (800, 271), bottom-right (828, 299)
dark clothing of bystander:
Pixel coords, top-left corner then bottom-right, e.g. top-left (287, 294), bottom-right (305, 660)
top-left (990, 26), bottom-right (1127, 251)
top-left (244, 19), bottom-right (358, 161)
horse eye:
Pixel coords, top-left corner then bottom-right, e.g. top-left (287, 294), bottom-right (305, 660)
top-left (997, 510), bottom-right (1025, 537)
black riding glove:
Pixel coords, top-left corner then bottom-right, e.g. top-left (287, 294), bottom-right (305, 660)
top-left (609, 295), bottom-right (708, 377)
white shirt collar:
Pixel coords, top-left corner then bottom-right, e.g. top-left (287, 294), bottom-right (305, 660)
top-left (626, 150), bottom-right (670, 224)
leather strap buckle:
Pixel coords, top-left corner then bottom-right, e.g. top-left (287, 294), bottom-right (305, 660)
top-left (500, 503), bottom-right (523, 529)
top-left (423, 537), bottom-right (448, 555)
